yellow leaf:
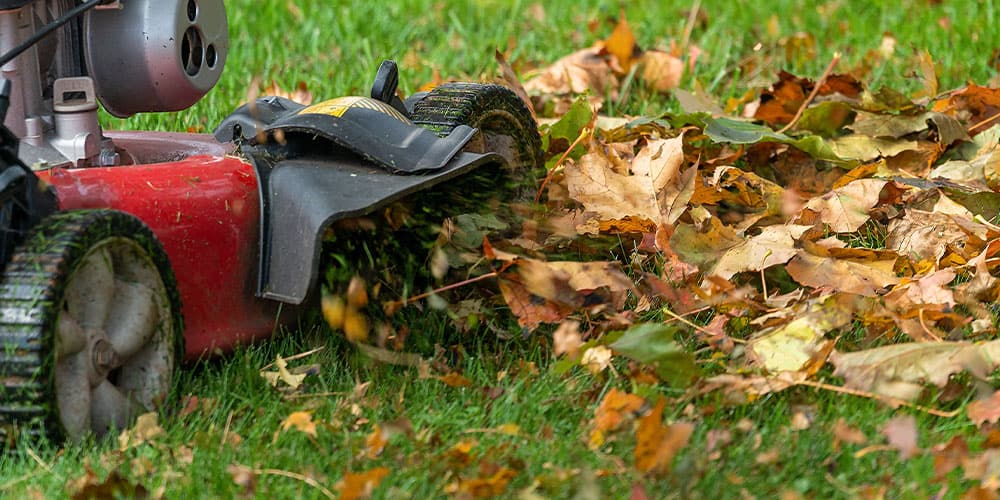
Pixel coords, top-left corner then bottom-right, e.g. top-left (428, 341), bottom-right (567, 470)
top-left (603, 10), bottom-right (639, 73)
top-left (437, 372), bottom-right (473, 387)
top-left (634, 399), bottom-right (693, 476)
top-left (321, 294), bottom-right (346, 330)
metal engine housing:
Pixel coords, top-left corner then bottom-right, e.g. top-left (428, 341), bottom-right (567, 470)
top-left (84, 0), bottom-right (228, 117)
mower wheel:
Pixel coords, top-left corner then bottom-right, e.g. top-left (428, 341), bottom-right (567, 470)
top-left (0, 210), bottom-right (182, 444)
top-left (411, 82), bottom-right (542, 173)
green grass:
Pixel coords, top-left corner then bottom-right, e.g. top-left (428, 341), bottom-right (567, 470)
top-left (5, 0), bottom-right (1000, 498)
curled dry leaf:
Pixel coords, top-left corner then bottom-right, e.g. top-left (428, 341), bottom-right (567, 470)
top-left (638, 50), bottom-right (684, 93)
top-left (117, 412), bottom-right (163, 451)
top-left (260, 354), bottom-right (308, 390)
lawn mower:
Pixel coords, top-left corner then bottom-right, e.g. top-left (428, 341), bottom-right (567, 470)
top-left (0, 0), bottom-right (541, 444)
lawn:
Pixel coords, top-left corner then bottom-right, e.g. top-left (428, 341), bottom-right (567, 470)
top-left (4, 0), bottom-right (1000, 498)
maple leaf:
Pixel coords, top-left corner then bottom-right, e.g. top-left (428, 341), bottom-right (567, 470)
top-left (669, 214), bottom-right (744, 272)
top-left (524, 47), bottom-right (617, 111)
top-left (445, 467), bottom-right (518, 498)
top-left (968, 390), bottom-right (1000, 426)
top-left (638, 50), bottom-right (684, 93)
top-left (711, 224), bottom-right (811, 279)
top-left (885, 210), bottom-right (979, 265)
top-left (795, 178), bottom-right (888, 233)
top-left (830, 340), bottom-right (1000, 401)
top-left (564, 136), bottom-right (689, 228)
top-left (634, 399), bottom-right (694, 476)
top-left (747, 294), bottom-right (859, 373)
top-left (280, 411), bottom-right (317, 438)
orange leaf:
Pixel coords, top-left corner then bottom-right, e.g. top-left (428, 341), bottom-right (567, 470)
top-left (590, 388), bottom-right (645, 448)
top-left (280, 411), bottom-right (317, 438)
top-left (437, 372), bottom-right (473, 387)
top-left (603, 10), bottom-right (640, 73)
top-left (445, 467), bottom-right (518, 498)
top-left (365, 425), bottom-right (388, 459)
top-left (335, 467), bottom-right (390, 500)
top-left (634, 399), bottom-right (694, 476)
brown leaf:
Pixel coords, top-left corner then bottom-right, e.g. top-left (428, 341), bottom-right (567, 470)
top-left (564, 136), bottom-right (688, 227)
top-left (524, 47), bottom-right (618, 99)
top-left (552, 320), bottom-right (583, 357)
top-left (117, 412), bottom-right (163, 451)
top-left (881, 415), bottom-right (920, 459)
top-left (69, 468), bottom-right (148, 500)
top-left (830, 340), bottom-right (1000, 401)
top-left (494, 49), bottom-right (536, 120)
top-left (795, 179), bottom-right (888, 233)
top-left (932, 84), bottom-right (1000, 134)
top-left (968, 391), bottom-right (1000, 426)
top-left (634, 399), bottom-right (694, 476)
top-left (638, 50), bottom-right (684, 92)
top-left (335, 467), bottom-right (390, 500)
top-left (932, 436), bottom-right (969, 479)
top-left (711, 224), bottom-right (811, 279)
top-left (262, 81), bottom-right (313, 105)
top-left (832, 419), bottom-right (868, 449)
top-left (785, 250), bottom-right (900, 297)
top-left (886, 211), bottom-right (976, 265)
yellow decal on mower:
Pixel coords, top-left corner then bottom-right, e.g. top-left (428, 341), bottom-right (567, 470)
top-left (298, 96), bottom-right (410, 123)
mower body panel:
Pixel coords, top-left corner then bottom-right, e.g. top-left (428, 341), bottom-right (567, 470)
top-left (37, 132), bottom-right (290, 360)
top-left (257, 149), bottom-right (503, 304)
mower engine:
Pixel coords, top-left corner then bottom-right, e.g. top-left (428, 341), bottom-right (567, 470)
top-left (0, 0), bottom-right (227, 167)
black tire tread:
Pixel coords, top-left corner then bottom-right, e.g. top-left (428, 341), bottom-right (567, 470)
top-left (0, 210), bottom-right (182, 445)
top-left (410, 82), bottom-right (543, 173)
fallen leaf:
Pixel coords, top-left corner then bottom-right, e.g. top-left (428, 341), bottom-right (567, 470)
top-left (262, 80), bottom-right (313, 105)
top-left (748, 295), bottom-right (858, 373)
top-left (553, 320), bottom-right (583, 357)
top-left (591, 388), bottom-right (646, 448)
top-left (336, 467), bottom-right (390, 500)
top-left (581, 345), bottom-right (614, 375)
top-left (437, 372), bottom-right (473, 388)
top-left (117, 412), bottom-right (163, 450)
top-left (445, 467), bottom-right (518, 498)
top-left (610, 323), bottom-right (700, 387)
top-left (795, 179), bottom-right (888, 233)
top-left (968, 391), bottom-right (1000, 426)
top-left (280, 411), bottom-right (318, 438)
top-left (70, 468), bottom-right (148, 500)
top-left (260, 354), bottom-right (308, 389)
top-left (634, 399), bottom-right (694, 476)
top-left (932, 436), bottom-right (969, 480)
top-left (832, 419), bottom-right (868, 449)
top-left (711, 224), bottom-right (812, 279)
top-left (638, 50), bottom-right (684, 92)
top-left (785, 250), bottom-right (900, 297)
top-left (881, 415), bottom-right (920, 459)
top-left (830, 340), bottom-right (1000, 401)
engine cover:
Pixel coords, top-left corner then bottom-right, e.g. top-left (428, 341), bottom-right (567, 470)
top-left (83, 0), bottom-right (228, 117)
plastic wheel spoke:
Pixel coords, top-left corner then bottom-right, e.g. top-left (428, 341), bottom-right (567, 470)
top-left (55, 352), bottom-right (91, 441)
top-left (91, 380), bottom-right (136, 434)
top-left (55, 313), bottom-right (87, 359)
top-left (105, 280), bottom-right (159, 361)
top-left (65, 246), bottom-right (115, 331)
